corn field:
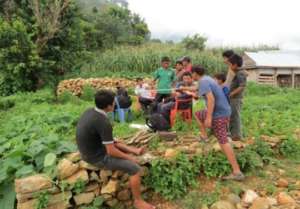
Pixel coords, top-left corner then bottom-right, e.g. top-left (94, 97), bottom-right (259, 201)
top-left (79, 43), bottom-right (227, 78)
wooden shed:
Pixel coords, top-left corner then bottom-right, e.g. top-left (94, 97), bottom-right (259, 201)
top-left (242, 51), bottom-right (300, 88)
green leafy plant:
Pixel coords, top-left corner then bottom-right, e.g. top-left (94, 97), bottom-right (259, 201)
top-left (201, 151), bottom-right (231, 178)
top-left (82, 197), bottom-right (105, 209)
top-left (172, 114), bottom-right (190, 132)
top-left (279, 136), bottom-right (300, 160)
top-left (35, 191), bottom-right (49, 209)
top-left (145, 153), bottom-right (199, 200)
top-left (57, 90), bottom-right (81, 104)
top-left (0, 98), bottom-right (15, 111)
top-left (249, 138), bottom-right (274, 163)
top-left (80, 85), bottom-right (96, 101)
top-left (72, 180), bottom-right (86, 195)
top-left (237, 147), bottom-right (263, 172)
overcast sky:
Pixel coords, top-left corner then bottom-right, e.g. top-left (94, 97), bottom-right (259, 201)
top-left (127, 0), bottom-right (300, 50)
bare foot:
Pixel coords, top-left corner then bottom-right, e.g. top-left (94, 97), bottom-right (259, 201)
top-left (133, 146), bottom-right (146, 156)
top-left (134, 199), bottom-right (155, 209)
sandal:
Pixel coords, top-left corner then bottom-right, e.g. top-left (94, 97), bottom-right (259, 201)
top-left (221, 172), bottom-right (245, 181)
top-left (199, 135), bottom-right (209, 143)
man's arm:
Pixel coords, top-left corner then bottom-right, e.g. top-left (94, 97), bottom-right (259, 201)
top-left (105, 144), bottom-right (138, 163)
top-left (205, 91), bottom-right (215, 128)
top-left (230, 72), bottom-right (246, 97)
top-left (230, 86), bottom-right (245, 98)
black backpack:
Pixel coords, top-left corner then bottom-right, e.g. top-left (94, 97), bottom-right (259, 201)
top-left (146, 113), bottom-right (171, 132)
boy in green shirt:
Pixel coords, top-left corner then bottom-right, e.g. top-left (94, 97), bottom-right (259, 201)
top-left (153, 56), bottom-right (176, 103)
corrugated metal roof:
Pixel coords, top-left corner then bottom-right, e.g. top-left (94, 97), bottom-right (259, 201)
top-left (244, 51), bottom-right (300, 68)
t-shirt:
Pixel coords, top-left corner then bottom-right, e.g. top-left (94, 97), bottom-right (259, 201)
top-left (230, 70), bottom-right (247, 99)
top-left (76, 108), bottom-right (114, 164)
top-left (198, 76), bottom-right (231, 118)
top-left (154, 67), bottom-right (175, 94)
top-left (176, 81), bottom-right (194, 109)
top-left (222, 86), bottom-right (230, 102)
top-left (134, 84), bottom-right (153, 99)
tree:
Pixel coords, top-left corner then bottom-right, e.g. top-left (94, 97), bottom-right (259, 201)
top-left (30, 0), bottom-right (71, 53)
top-left (182, 34), bottom-right (207, 51)
top-left (0, 19), bottom-right (42, 95)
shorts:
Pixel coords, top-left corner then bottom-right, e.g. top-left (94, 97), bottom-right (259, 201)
top-left (92, 155), bottom-right (140, 176)
top-left (195, 110), bottom-right (229, 144)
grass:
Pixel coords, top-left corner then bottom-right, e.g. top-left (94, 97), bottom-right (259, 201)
top-left (1, 81), bottom-right (300, 208)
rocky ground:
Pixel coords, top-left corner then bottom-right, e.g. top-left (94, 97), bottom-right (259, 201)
top-left (14, 130), bottom-right (300, 209)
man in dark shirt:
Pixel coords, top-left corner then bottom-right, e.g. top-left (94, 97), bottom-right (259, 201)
top-left (228, 54), bottom-right (247, 141)
top-left (76, 90), bottom-right (155, 209)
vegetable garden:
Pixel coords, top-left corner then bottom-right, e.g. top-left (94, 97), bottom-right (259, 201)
top-left (1, 82), bottom-right (300, 209)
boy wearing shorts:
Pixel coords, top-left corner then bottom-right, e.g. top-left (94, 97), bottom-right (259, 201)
top-left (192, 66), bottom-right (244, 181)
top-left (76, 90), bottom-right (155, 209)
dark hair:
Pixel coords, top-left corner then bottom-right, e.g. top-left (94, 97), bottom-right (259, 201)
top-left (182, 56), bottom-right (191, 63)
top-left (192, 65), bottom-right (206, 76)
top-left (136, 77), bottom-right (143, 82)
top-left (222, 50), bottom-right (235, 58)
top-left (228, 54), bottom-right (243, 67)
top-left (182, 72), bottom-right (192, 78)
top-left (175, 60), bottom-right (183, 65)
top-left (214, 73), bottom-right (227, 83)
top-left (161, 56), bottom-right (171, 62)
top-left (95, 90), bottom-right (116, 109)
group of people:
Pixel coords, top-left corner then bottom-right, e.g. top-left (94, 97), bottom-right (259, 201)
top-left (75, 50), bottom-right (247, 209)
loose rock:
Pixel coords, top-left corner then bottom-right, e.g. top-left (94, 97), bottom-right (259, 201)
top-left (210, 200), bottom-right (236, 209)
top-left (74, 192), bottom-right (95, 205)
top-left (65, 170), bottom-right (89, 185)
top-left (15, 174), bottom-right (52, 194)
top-left (277, 178), bottom-right (289, 188)
top-left (277, 192), bottom-right (295, 205)
top-left (101, 180), bottom-right (119, 194)
top-left (249, 197), bottom-right (271, 209)
top-left (57, 159), bottom-right (79, 180)
top-left (243, 190), bottom-right (259, 204)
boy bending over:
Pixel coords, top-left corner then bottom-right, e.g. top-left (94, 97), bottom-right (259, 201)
top-left (191, 66), bottom-right (244, 181)
top-left (76, 90), bottom-right (155, 209)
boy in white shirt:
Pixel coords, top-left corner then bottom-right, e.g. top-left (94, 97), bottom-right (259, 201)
top-left (135, 78), bottom-right (155, 112)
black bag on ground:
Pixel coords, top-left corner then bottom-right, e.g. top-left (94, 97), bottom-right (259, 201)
top-left (146, 113), bottom-right (171, 132)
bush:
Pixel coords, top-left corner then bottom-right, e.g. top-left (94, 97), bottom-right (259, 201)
top-left (145, 153), bottom-right (199, 200)
top-left (279, 136), bottom-right (300, 160)
top-left (201, 151), bottom-right (231, 177)
top-left (0, 19), bottom-right (42, 96)
top-left (57, 90), bottom-right (81, 104)
top-left (0, 98), bottom-right (15, 111)
top-left (237, 147), bottom-right (263, 172)
top-left (250, 138), bottom-right (274, 163)
top-left (80, 85), bottom-right (96, 101)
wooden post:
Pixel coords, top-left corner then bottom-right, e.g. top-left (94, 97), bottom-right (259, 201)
top-left (274, 68), bottom-right (278, 87)
top-left (292, 69), bottom-right (295, 88)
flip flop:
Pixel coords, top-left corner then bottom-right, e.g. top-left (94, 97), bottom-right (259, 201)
top-left (221, 173), bottom-right (245, 181)
top-left (199, 135), bottom-right (209, 143)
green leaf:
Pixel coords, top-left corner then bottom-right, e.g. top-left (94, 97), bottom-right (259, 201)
top-left (43, 153), bottom-right (57, 167)
top-left (0, 182), bottom-right (15, 209)
top-left (15, 165), bottom-right (35, 178)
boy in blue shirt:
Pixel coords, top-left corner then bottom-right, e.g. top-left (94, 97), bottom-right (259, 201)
top-left (214, 73), bottom-right (230, 102)
top-left (191, 66), bottom-right (244, 181)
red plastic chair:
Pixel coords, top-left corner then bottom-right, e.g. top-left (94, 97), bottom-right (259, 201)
top-left (170, 97), bottom-right (193, 127)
